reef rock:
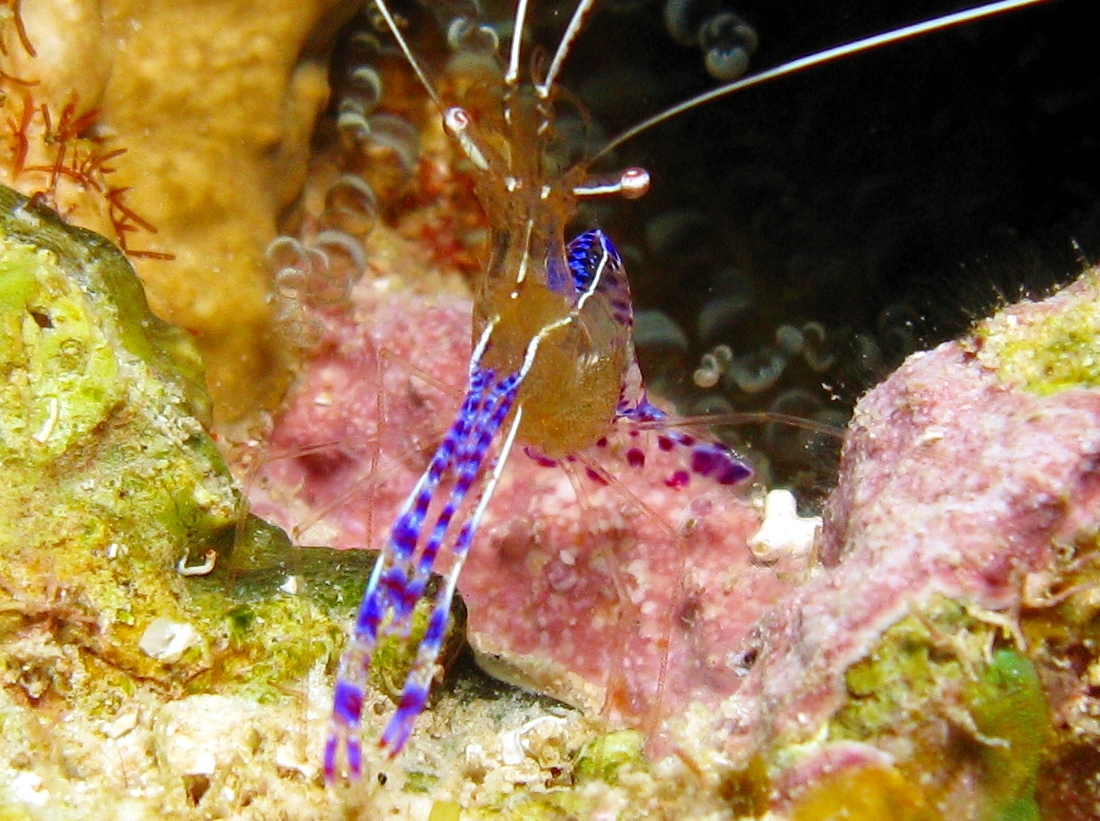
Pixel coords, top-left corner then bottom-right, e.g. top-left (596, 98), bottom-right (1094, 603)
top-left (2, 0), bottom-right (358, 422)
top-left (703, 271), bottom-right (1100, 818)
top-left (0, 188), bottom-right (475, 820)
top-left (255, 256), bottom-right (1100, 817)
top-left (0, 185), bottom-right (235, 674)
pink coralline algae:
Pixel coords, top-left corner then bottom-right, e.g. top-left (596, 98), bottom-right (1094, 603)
top-left (249, 273), bottom-right (791, 734)
top-left (252, 258), bottom-right (1100, 808)
top-left (704, 272), bottom-right (1100, 804)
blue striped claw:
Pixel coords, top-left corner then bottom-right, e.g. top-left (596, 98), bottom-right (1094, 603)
top-left (323, 365), bottom-right (522, 779)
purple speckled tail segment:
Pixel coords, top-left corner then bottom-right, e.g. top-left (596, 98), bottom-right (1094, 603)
top-left (566, 233), bottom-right (751, 490)
top-left (324, 365), bottom-right (522, 780)
top-left (616, 398), bottom-right (752, 488)
top-left (527, 397), bottom-right (753, 490)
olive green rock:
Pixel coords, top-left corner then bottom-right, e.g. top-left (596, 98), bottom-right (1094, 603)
top-left (0, 185), bottom-right (466, 712)
top-left (0, 185), bottom-right (242, 698)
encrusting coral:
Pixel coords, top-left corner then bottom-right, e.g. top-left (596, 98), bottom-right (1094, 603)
top-left (2, 0), bottom-right (358, 424)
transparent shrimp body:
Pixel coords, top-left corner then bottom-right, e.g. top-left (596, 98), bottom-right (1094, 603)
top-left (452, 93), bottom-right (633, 454)
top-left (320, 0), bottom-right (1061, 781)
top-left (323, 5), bottom-right (753, 779)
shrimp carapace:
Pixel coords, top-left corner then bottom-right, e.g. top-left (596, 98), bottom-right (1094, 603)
top-left (442, 62), bottom-right (650, 456)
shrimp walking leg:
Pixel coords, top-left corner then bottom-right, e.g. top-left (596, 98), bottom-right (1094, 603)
top-left (324, 364), bottom-right (523, 777)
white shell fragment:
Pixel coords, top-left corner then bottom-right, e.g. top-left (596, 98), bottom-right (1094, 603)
top-left (177, 549), bottom-right (217, 576)
top-left (138, 617), bottom-right (198, 663)
top-left (748, 489), bottom-right (820, 563)
top-left (498, 715), bottom-right (569, 766)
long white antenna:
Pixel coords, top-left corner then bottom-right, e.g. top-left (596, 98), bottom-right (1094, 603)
top-left (506, 0), bottom-right (532, 85)
top-left (536, 0), bottom-right (598, 98)
top-left (593, 0), bottom-right (1055, 161)
top-left (373, 0), bottom-right (443, 111)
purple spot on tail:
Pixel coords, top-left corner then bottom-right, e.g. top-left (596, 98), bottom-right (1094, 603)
top-left (380, 569), bottom-right (419, 615)
top-left (718, 460), bottom-right (753, 485)
top-left (666, 470), bottom-right (690, 489)
top-left (691, 443), bottom-right (751, 486)
top-left (586, 466), bottom-right (609, 485)
top-left (525, 446), bottom-right (559, 468)
top-left (657, 435), bottom-right (674, 452)
top-left (626, 447), bottom-right (646, 469)
top-left (596, 437), bottom-right (608, 448)
top-left (690, 445), bottom-right (722, 477)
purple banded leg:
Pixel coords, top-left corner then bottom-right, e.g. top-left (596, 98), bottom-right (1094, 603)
top-left (396, 373), bottom-right (521, 616)
top-left (325, 646), bottom-right (370, 779)
top-left (324, 367), bottom-right (523, 778)
top-left (379, 602), bottom-right (451, 753)
top-left (324, 369), bottom-right (494, 780)
top-left (372, 368), bottom-right (494, 621)
top-left (343, 369), bottom-right (490, 675)
top-left (381, 402), bottom-right (525, 755)
top-left (360, 367), bottom-right (498, 637)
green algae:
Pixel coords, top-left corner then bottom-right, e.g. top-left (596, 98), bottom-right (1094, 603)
top-left (0, 185), bottom-right (473, 819)
top-left (465, 790), bottom-right (589, 821)
top-left (428, 801), bottom-right (462, 821)
top-left (965, 649), bottom-right (1048, 821)
top-left (1013, 535), bottom-right (1100, 820)
top-left (831, 598), bottom-right (978, 743)
top-left (825, 597), bottom-right (1051, 821)
top-left (972, 272), bottom-right (1100, 395)
top-left (573, 728), bottom-right (646, 785)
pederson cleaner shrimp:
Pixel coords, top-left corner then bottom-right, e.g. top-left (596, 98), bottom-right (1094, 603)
top-left (322, 0), bottom-right (1060, 780)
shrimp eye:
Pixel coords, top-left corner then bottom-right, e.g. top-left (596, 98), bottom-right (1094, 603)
top-left (619, 167), bottom-right (651, 200)
top-left (443, 106), bottom-right (470, 136)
